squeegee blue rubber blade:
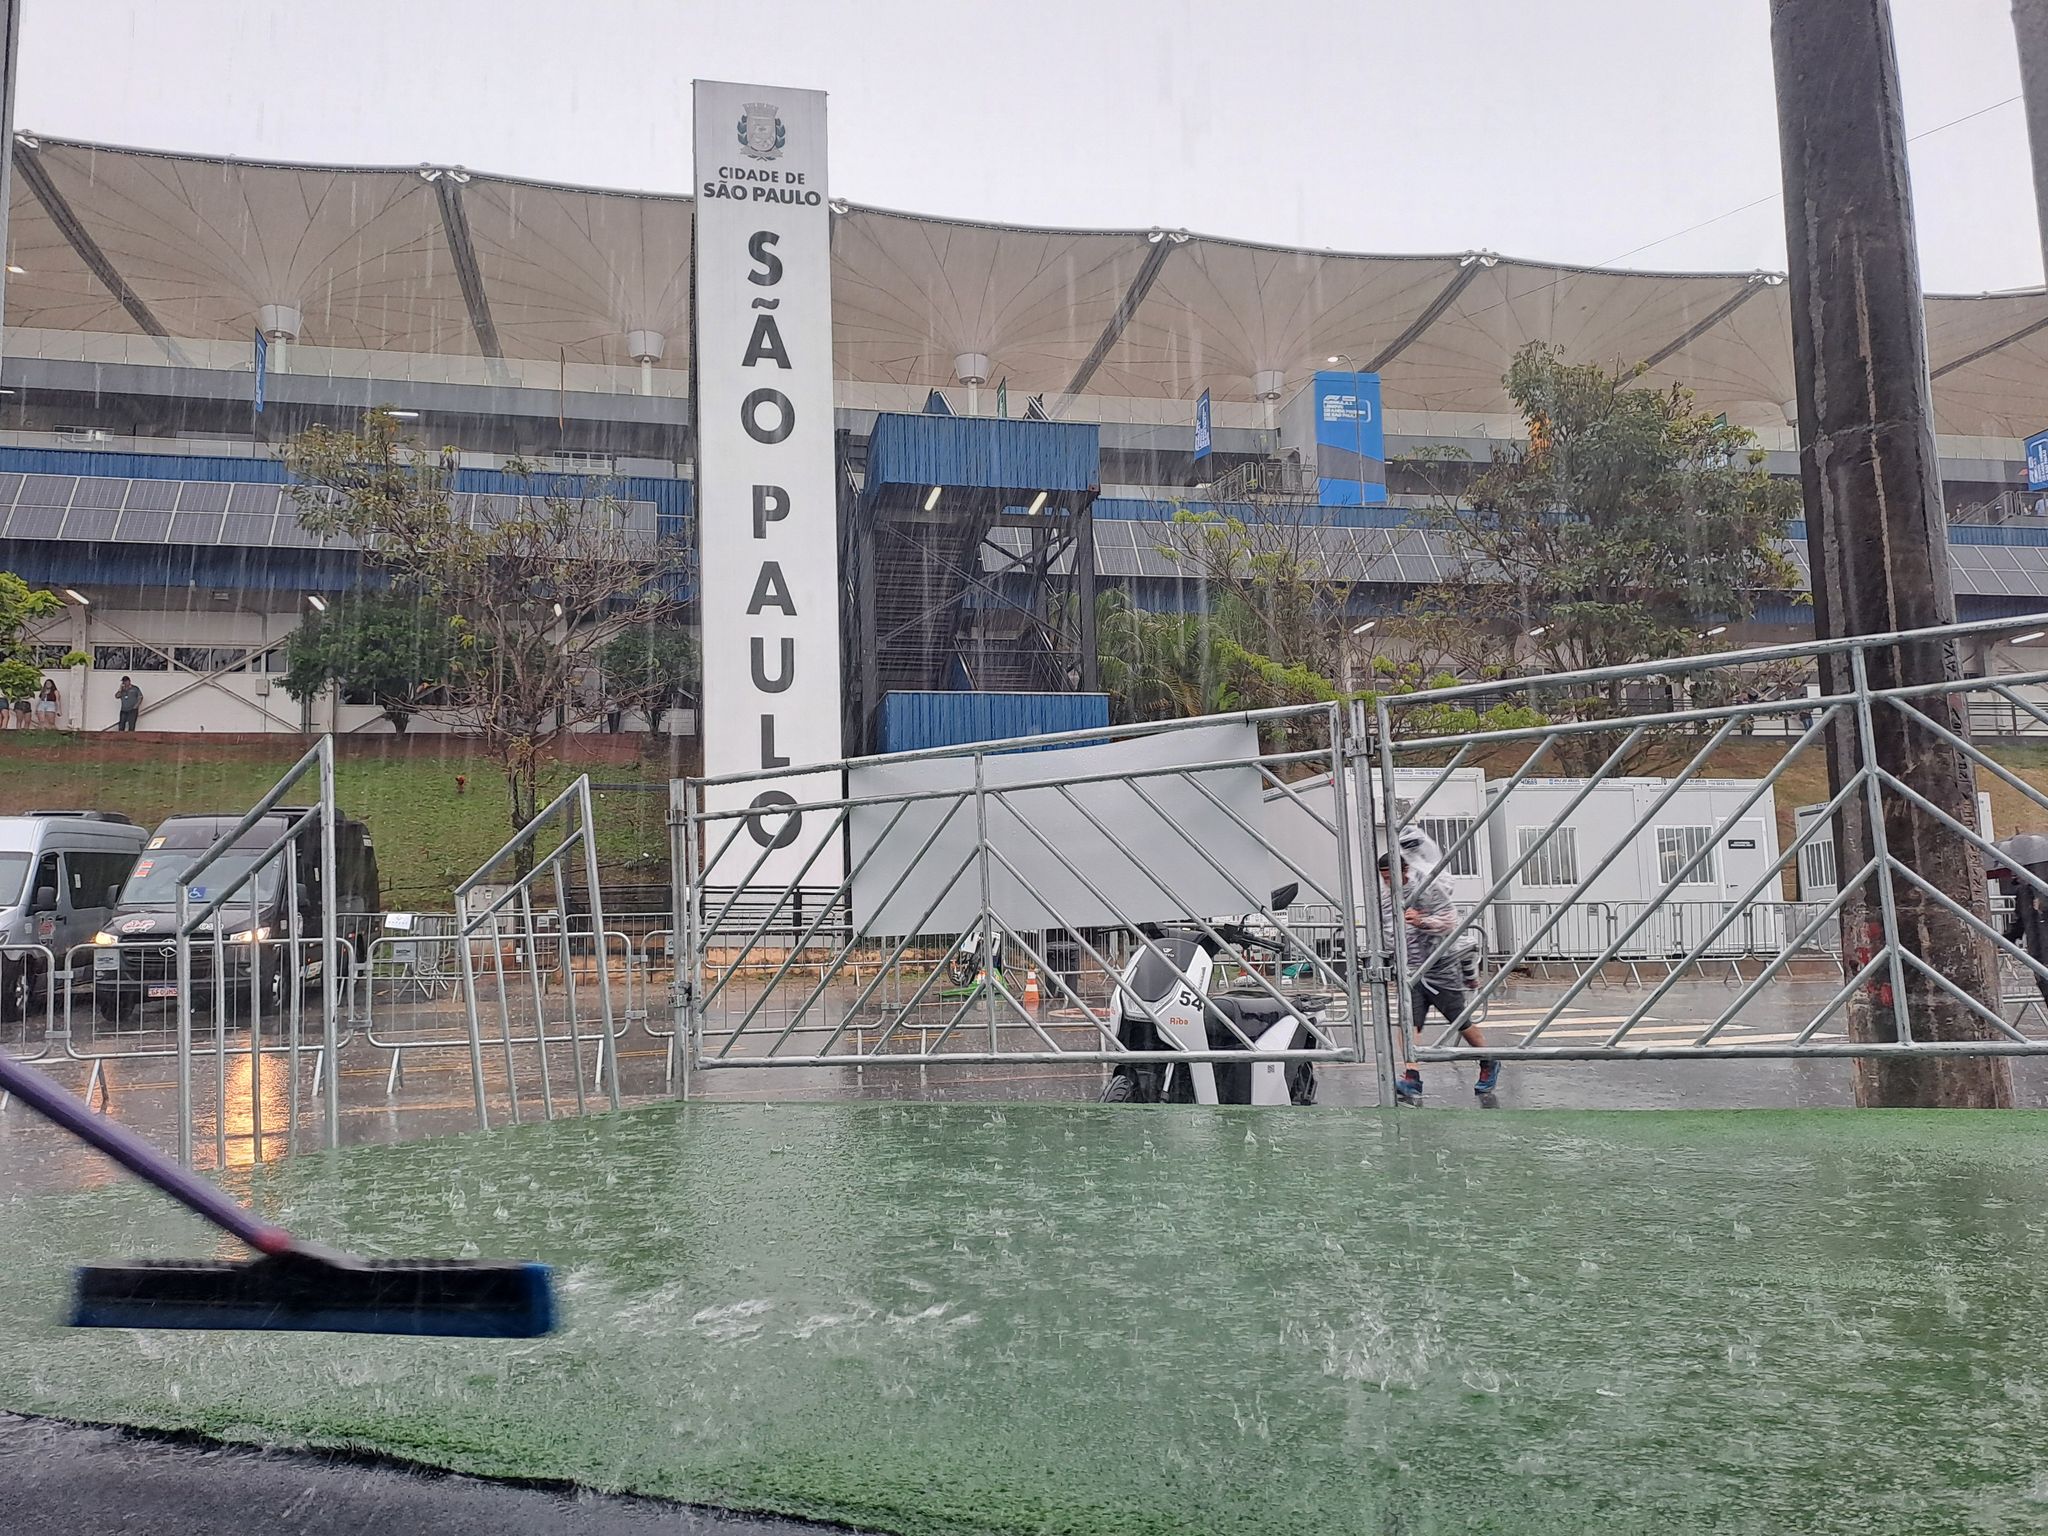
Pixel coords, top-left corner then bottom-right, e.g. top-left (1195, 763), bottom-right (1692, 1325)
top-left (69, 1256), bottom-right (556, 1338)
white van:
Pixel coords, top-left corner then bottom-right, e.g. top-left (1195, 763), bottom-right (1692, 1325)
top-left (0, 812), bottom-right (147, 1022)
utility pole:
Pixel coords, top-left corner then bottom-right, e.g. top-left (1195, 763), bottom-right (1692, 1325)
top-left (2015, 0), bottom-right (2048, 278)
top-left (1771, 0), bottom-right (2012, 1106)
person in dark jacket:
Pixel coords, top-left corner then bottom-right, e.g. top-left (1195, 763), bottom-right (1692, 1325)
top-left (2000, 862), bottom-right (2048, 1008)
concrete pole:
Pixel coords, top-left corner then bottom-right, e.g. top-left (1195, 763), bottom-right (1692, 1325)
top-left (1772, 0), bottom-right (2013, 1106)
top-left (2015, 0), bottom-right (2048, 280)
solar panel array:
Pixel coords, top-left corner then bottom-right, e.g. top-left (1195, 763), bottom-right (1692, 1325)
top-left (1082, 519), bottom-right (2047, 598)
top-left (2, 476), bottom-right (2040, 598)
top-left (1085, 519), bottom-right (1459, 586)
top-left (0, 474), bottom-right (662, 551)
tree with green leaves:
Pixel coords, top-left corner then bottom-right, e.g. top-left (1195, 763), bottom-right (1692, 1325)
top-left (0, 572), bottom-right (60, 706)
top-left (1395, 342), bottom-right (1803, 768)
top-left (1139, 500), bottom-right (1542, 741)
top-left (1152, 503), bottom-right (1346, 689)
top-left (599, 622), bottom-right (699, 730)
top-left (1094, 589), bottom-right (1233, 723)
top-left (1095, 583), bottom-right (1542, 747)
top-left (285, 411), bottom-right (689, 854)
top-left (282, 589), bottom-right (453, 735)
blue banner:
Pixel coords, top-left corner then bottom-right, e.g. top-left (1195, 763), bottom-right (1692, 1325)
top-left (1193, 389), bottom-right (1212, 461)
top-left (1314, 370), bottom-right (1386, 505)
top-left (2028, 428), bottom-right (2048, 493)
top-left (252, 329), bottom-right (268, 415)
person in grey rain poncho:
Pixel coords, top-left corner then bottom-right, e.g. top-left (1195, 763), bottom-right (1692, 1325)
top-left (1392, 817), bottom-right (1482, 989)
top-left (1380, 848), bottom-right (1499, 1104)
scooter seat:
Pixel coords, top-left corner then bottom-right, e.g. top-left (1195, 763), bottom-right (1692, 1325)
top-left (1210, 991), bottom-right (1296, 1037)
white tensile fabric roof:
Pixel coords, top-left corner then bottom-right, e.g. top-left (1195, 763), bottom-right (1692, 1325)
top-left (9, 135), bottom-right (2047, 439)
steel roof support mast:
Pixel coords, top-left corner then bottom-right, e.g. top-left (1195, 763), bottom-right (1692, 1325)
top-left (0, 0), bottom-right (17, 369)
top-left (1771, 0), bottom-right (2012, 1106)
top-left (2015, 0), bottom-right (2048, 280)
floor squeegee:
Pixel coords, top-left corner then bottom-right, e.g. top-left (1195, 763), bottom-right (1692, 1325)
top-left (0, 1050), bottom-right (554, 1337)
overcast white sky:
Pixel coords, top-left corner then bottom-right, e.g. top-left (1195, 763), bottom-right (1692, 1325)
top-left (19, 0), bottom-right (2043, 293)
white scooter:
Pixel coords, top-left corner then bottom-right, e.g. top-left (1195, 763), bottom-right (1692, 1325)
top-left (1099, 884), bottom-right (1328, 1106)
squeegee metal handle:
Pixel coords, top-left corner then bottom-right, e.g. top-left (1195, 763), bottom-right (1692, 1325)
top-left (0, 1050), bottom-right (292, 1255)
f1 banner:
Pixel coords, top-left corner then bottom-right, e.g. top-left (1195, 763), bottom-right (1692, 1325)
top-left (693, 80), bottom-right (844, 885)
top-left (1313, 370), bottom-right (1386, 505)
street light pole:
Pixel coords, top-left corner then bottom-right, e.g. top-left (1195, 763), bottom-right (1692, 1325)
top-left (1341, 620), bottom-right (1374, 699)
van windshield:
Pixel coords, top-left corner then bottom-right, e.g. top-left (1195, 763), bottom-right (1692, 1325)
top-left (120, 850), bottom-right (283, 909)
top-left (0, 853), bottom-right (28, 906)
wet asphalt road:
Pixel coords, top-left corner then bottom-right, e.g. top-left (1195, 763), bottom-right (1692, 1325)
top-left (10, 970), bottom-right (2048, 1197)
top-left (0, 1413), bottom-right (865, 1535)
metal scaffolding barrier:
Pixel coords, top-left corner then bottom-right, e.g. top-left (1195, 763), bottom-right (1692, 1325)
top-left (165, 737), bottom-right (342, 1165)
top-left (672, 704), bottom-right (1375, 1092)
top-left (1376, 613), bottom-right (2048, 1072)
top-left (453, 776), bottom-right (620, 1129)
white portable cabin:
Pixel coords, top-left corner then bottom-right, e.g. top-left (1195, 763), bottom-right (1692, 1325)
top-left (1261, 766), bottom-right (1494, 917)
top-left (1793, 793), bottom-right (1993, 902)
top-left (1484, 778), bottom-right (1783, 961)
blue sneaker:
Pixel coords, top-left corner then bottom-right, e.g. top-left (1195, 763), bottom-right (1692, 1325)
top-left (1474, 1060), bottom-right (1501, 1096)
top-left (1394, 1069), bottom-right (1423, 1105)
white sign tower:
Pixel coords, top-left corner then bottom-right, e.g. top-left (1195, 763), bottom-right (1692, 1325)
top-left (692, 81), bottom-right (843, 883)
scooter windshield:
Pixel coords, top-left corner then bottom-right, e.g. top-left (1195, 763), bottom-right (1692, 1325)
top-left (1129, 936), bottom-right (1202, 999)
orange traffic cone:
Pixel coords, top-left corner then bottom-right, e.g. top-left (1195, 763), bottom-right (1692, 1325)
top-left (1024, 968), bottom-right (1041, 1012)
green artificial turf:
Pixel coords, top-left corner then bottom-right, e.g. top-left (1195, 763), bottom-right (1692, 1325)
top-left (3, 1103), bottom-right (2048, 1533)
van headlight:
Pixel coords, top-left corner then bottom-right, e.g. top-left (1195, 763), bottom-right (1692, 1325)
top-left (226, 926), bottom-right (271, 945)
top-left (92, 931), bottom-right (118, 946)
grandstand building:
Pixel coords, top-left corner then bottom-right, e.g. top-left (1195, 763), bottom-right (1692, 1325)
top-left (1, 135), bottom-right (2046, 740)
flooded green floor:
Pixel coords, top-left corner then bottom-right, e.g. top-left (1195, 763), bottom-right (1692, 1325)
top-left (1, 1103), bottom-right (2046, 1534)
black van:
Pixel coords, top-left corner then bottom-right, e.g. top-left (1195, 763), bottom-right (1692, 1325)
top-left (92, 809), bottom-right (382, 1020)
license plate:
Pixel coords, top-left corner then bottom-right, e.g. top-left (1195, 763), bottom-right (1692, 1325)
top-left (147, 984), bottom-right (179, 1000)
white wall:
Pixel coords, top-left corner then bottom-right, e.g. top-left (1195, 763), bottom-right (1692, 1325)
top-left (22, 602), bottom-right (696, 737)
top-left (1485, 778), bottom-right (1783, 960)
top-left (18, 604), bottom-right (292, 733)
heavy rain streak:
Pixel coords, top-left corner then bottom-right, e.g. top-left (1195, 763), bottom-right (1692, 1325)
top-left (3, 2), bottom-right (2048, 1533)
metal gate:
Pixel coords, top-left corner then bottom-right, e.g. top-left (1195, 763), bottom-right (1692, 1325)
top-left (1376, 613), bottom-right (2048, 1069)
top-left (673, 705), bottom-right (1374, 1087)
top-left (452, 776), bottom-right (621, 1128)
top-left (157, 737), bottom-right (344, 1166)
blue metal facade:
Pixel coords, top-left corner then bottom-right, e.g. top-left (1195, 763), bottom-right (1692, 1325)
top-left (878, 691), bottom-right (1111, 753)
top-left (862, 414), bottom-right (1099, 507)
top-left (0, 541), bottom-right (371, 593)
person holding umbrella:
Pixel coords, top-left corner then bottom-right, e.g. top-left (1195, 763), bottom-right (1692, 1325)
top-left (1992, 832), bottom-right (2048, 1008)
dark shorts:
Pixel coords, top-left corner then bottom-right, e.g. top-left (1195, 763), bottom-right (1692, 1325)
top-left (1410, 977), bottom-right (1475, 1035)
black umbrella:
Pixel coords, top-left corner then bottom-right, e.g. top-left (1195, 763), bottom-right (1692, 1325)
top-left (1992, 832), bottom-right (2048, 874)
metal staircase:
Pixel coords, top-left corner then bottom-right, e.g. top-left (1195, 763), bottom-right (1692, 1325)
top-left (869, 498), bottom-right (997, 693)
